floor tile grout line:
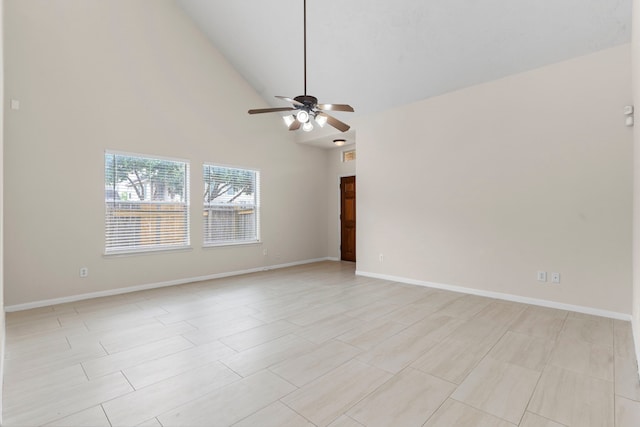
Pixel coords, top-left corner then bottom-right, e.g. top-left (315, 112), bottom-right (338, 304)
top-left (446, 397), bottom-right (517, 426)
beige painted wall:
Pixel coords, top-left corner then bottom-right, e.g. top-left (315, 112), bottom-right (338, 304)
top-left (0, 0), bottom-right (5, 418)
top-left (326, 145), bottom-right (356, 260)
top-left (3, 0), bottom-right (329, 307)
top-left (632, 0), bottom-right (640, 371)
top-left (357, 45), bottom-right (633, 315)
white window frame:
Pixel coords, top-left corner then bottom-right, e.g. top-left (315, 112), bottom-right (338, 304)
top-left (203, 163), bottom-right (260, 247)
top-left (105, 150), bottom-right (190, 255)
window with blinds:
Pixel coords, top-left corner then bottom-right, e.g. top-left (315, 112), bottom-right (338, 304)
top-left (203, 164), bottom-right (260, 246)
top-left (105, 152), bottom-right (190, 254)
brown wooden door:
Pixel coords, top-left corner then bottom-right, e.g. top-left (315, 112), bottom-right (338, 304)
top-left (340, 176), bottom-right (356, 262)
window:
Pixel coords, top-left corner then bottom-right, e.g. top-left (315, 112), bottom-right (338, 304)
top-left (342, 149), bottom-right (356, 162)
top-left (203, 164), bottom-right (260, 246)
top-left (105, 152), bottom-right (190, 254)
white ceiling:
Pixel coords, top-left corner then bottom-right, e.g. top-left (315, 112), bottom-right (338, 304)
top-left (177, 0), bottom-right (632, 146)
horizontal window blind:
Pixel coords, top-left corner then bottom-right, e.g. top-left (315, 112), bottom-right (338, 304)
top-left (203, 164), bottom-right (260, 246)
top-left (105, 152), bottom-right (190, 254)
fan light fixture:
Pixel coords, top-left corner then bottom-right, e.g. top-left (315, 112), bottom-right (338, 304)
top-left (247, 0), bottom-right (354, 133)
top-left (333, 139), bottom-right (346, 146)
top-left (296, 110), bottom-right (310, 123)
top-left (283, 115), bottom-right (296, 127)
top-left (315, 114), bottom-right (327, 127)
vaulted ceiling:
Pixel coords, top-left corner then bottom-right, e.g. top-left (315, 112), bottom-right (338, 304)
top-left (177, 0), bottom-right (632, 143)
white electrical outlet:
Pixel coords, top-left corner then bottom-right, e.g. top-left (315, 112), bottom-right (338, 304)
top-left (551, 272), bottom-right (561, 284)
top-left (379, 253), bottom-right (384, 262)
top-left (537, 271), bottom-right (547, 282)
top-left (263, 248), bottom-right (268, 256)
top-left (79, 267), bottom-right (89, 278)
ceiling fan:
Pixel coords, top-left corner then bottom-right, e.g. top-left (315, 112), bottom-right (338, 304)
top-left (248, 0), bottom-right (354, 132)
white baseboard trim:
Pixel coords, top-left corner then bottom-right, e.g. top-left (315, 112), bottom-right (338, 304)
top-left (356, 270), bottom-right (632, 321)
top-left (5, 258), bottom-right (335, 312)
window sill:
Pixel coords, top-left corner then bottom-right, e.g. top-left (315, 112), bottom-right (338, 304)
top-left (203, 240), bottom-right (262, 249)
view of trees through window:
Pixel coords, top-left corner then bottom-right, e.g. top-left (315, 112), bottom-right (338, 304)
top-left (105, 152), bottom-right (189, 253)
top-left (203, 164), bottom-right (259, 245)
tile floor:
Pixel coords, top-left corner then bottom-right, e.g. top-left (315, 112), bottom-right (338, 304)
top-left (4, 261), bottom-right (640, 426)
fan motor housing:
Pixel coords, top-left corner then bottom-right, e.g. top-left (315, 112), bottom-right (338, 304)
top-left (294, 95), bottom-right (318, 109)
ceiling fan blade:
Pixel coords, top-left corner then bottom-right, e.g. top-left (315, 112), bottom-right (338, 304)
top-left (317, 103), bottom-right (354, 112)
top-left (248, 107), bottom-right (295, 114)
top-left (289, 120), bottom-right (301, 131)
top-left (275, 96), bottom-right (304, 107)
top-left (319, 113), bottom-right (350, 132)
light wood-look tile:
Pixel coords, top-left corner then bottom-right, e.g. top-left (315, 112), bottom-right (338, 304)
top-left (472, 301), bottom-right (527, 326)
top-left (83, 335), bottom-right (194, 379)
top-left (452, 356), bottom-right (540, 424)
top-left (220, 333), bottom-right (317, 377)
top-left (136, 418), bottom-right (163, 427)
top-left (286, 301), bottom-right (352, 326)
top-left (4, 364), bottom-right (89, 410)
top-left (487, 331), bottom-right (555, 371)
top-left (347, 367), bottom-right (455, 427)
top-left (411, 289), bottom-right (464, 310)
top-left (326, 415), bottom-right (365, 427)
top-left (613, 320), bottom-right (640, 401)
top-left (372, 284), bottom-right (433, 306)
top-left (336, 317), bottom-right (408, 350)
top-left (378, 303), bottom-right (441, 325)
top-left (157, 370), bottom-right (296, 426)
top-left (103, 361), bottom-right (240, 426)
top-left (528, 365), bottom-right (614, 426)
top-left (282, 359), bottom-right (391, 426)
top-left (5, 305), bottom-right (67, 325)
top-left (220, 319), bottom-right (300, 351)
top-left (561, 314), bottom-right (613, 347)
top-left (79, 306), bottom-right (169, 332)
top-left (548, 335), bottom-right (613, 381)
top-left (411, 336), bottom-right (493, 384)
top-left (44, 406), bottom-right (111, 427)
top-left (410, 316), bottom-right (505, 384)
top-left (6, 316), bottom-right (64, 338)
top-left (357, 321), bottom-right (451, 374)
top-left (519, 412), bottom-right (566, 427)
top-left (4, 262), bottom-right (639, 427)
top-left (445, 318), bottom-right (507, 344)
top-left (401, 314), bottom-right (466, 341)
top-left (181, 316), bottom-right (264, 346)
top-left (509, 307), bottom-right (567, 341)
top-left (4, 372), bottom-right (133, 426)
top-left (423, 399), bottom-right (516, 427)
top-left (122, 339), bottom-right (236, 389)
top-left (5, 323), bottom-right (89, 349)
top-left (4, 341), bottom-right (106, 383)
top-left (294, 313), bottom-right (366, 344)
top-left (615, 395), bottom-right (640, 427)
top-left (377, 291), bottom-right (461, 326)
top-left (433, 294), bottom-right (493, 319)
top-left (344, 300), bottom-right (402, 321)
top-left (232, 402), bottom-right (314, 427)
top-left (67, 321), bottom-right (195, 354)
top-left (5, 335), bottom-right (71, 360)
top-left (269, 340), bottom-right (361, 387)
